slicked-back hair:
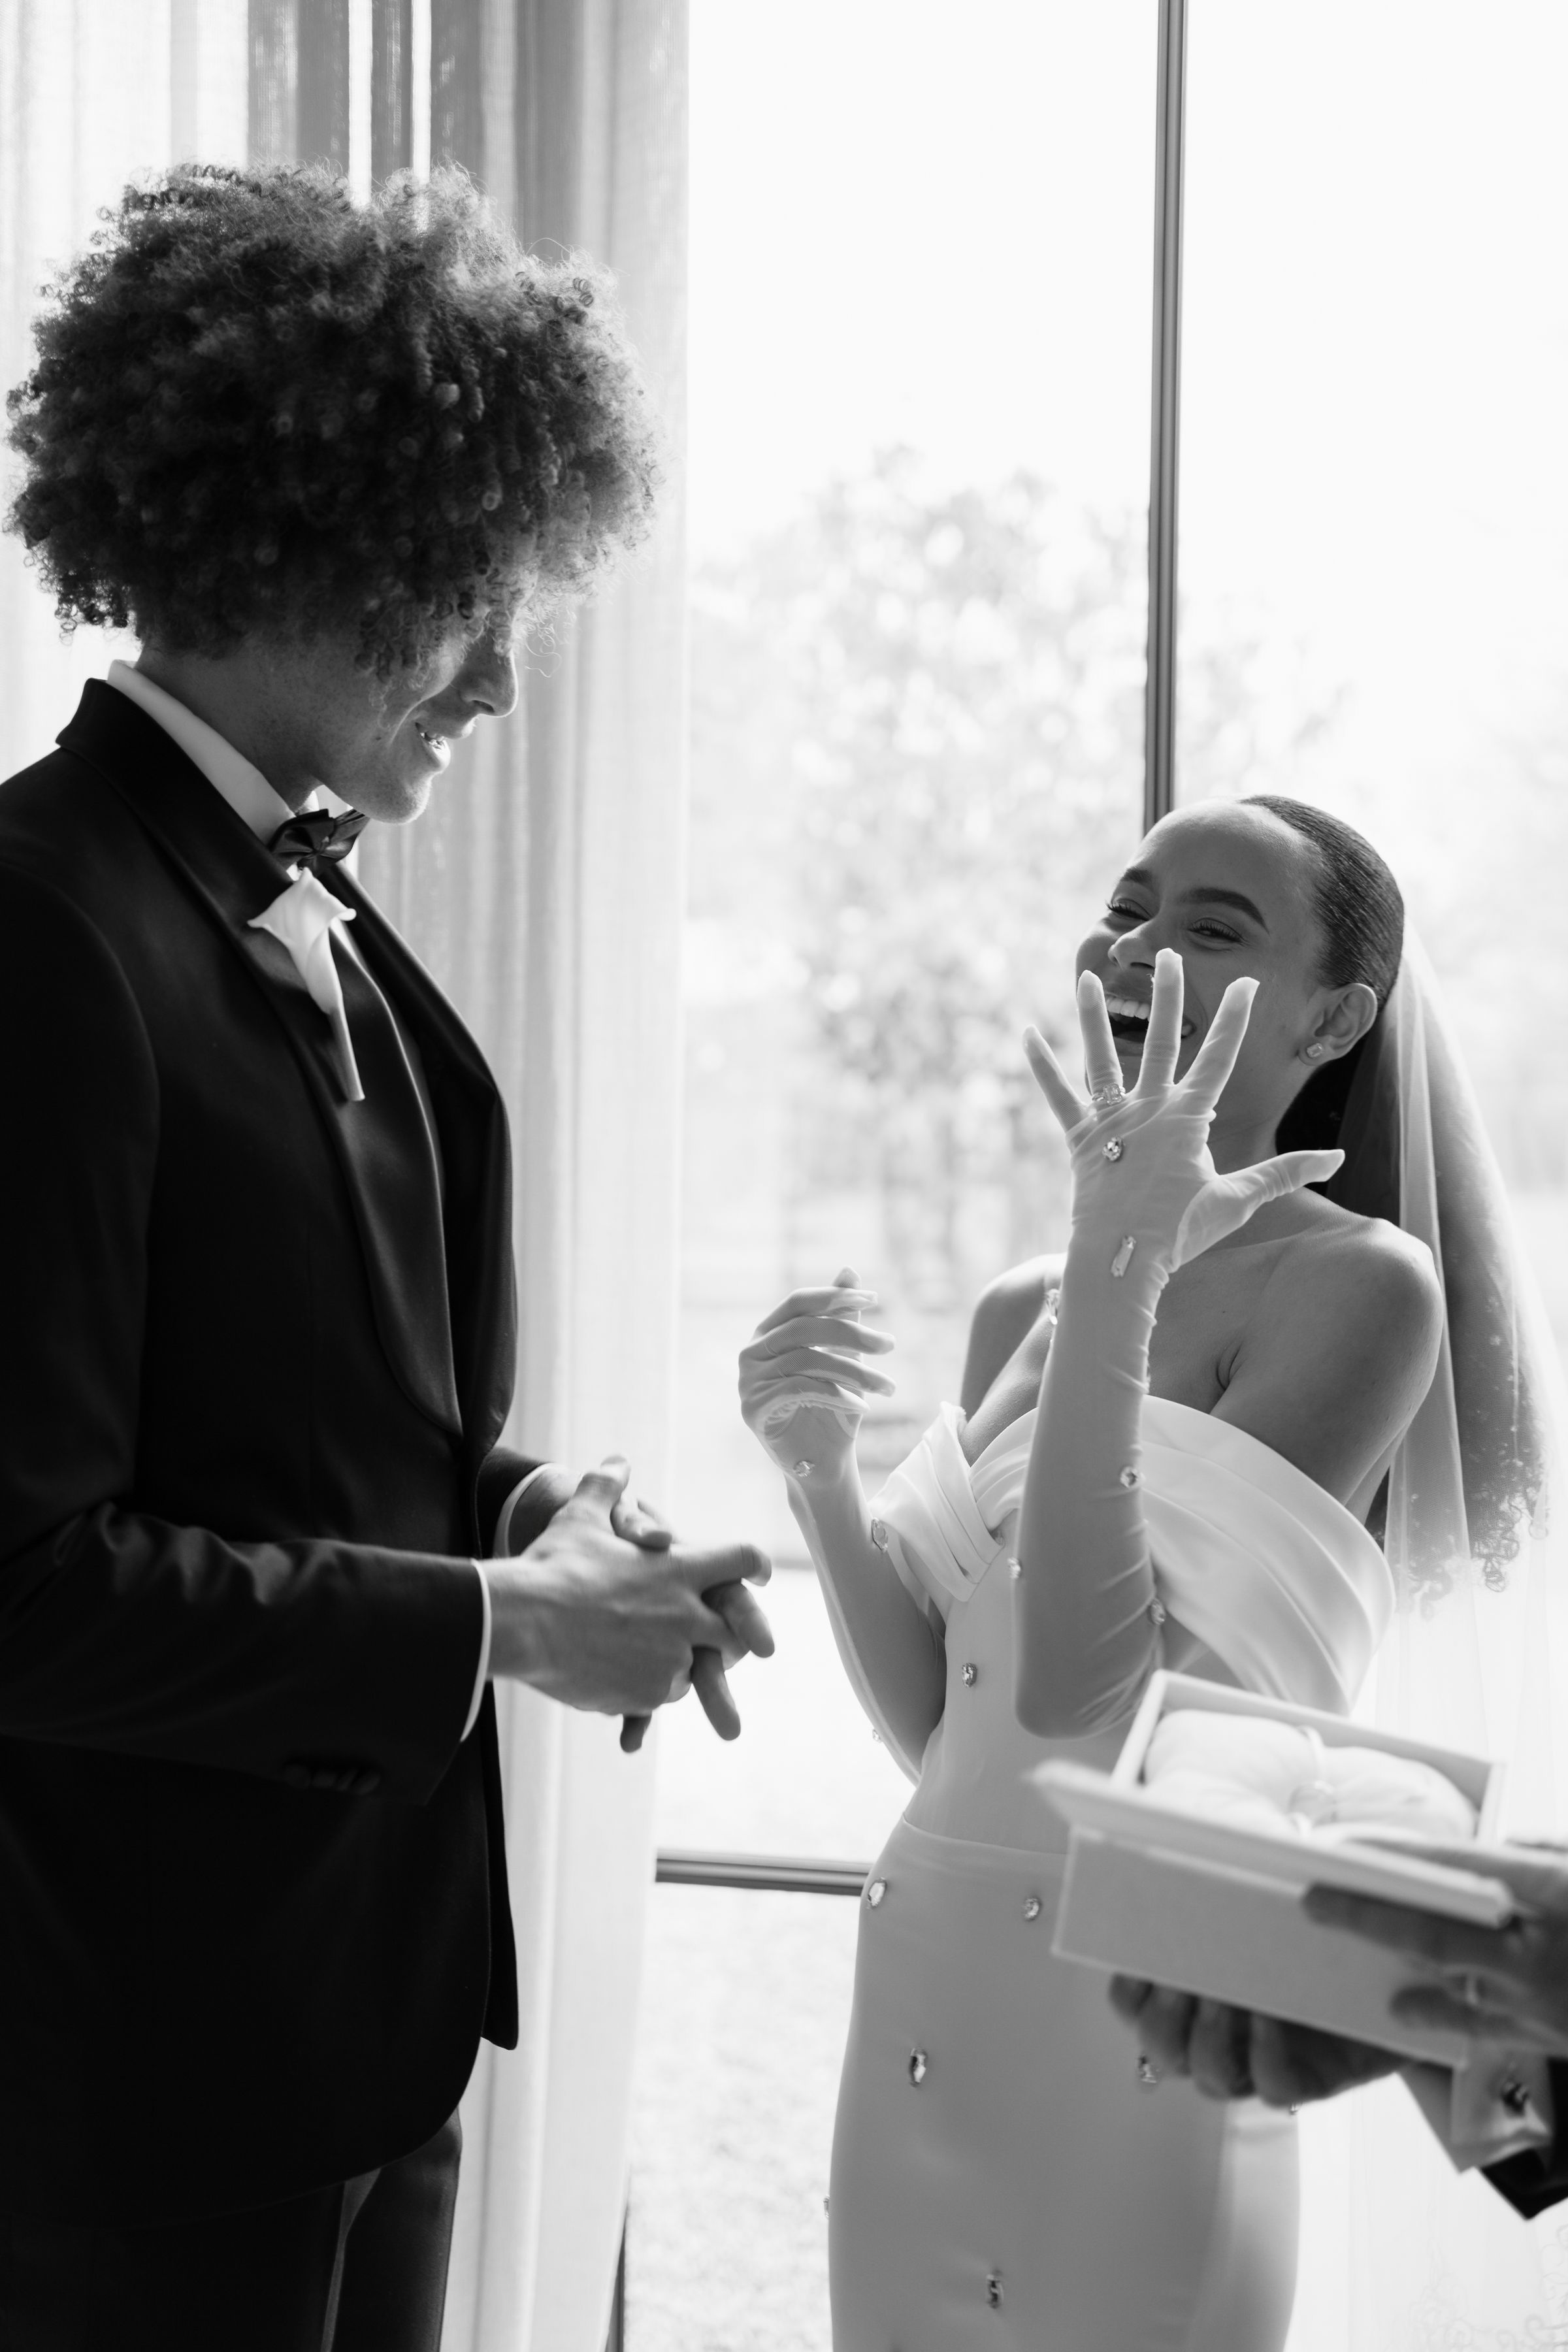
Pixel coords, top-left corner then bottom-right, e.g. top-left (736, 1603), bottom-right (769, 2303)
top-left (1259, 792), bottom-right (1405, 1171)
top-left (1243, 793), bottom-right (1404, 1011)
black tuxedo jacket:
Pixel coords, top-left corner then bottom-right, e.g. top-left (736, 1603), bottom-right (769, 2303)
top-left (0, 682), bottom-right (557, 2223)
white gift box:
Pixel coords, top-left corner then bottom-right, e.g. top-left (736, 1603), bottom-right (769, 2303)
top-left (1037, 1671), bottom-right (1511, 2066)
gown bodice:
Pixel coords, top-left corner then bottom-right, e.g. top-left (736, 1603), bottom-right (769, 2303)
top-left (865, 1397), bottom-right (1395, 1854)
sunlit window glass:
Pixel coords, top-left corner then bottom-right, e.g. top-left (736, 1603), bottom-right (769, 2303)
top-left (1178, 0), bottom-right (1568, 1347)
top-left (632, 5), bottom-right (1158, 2342)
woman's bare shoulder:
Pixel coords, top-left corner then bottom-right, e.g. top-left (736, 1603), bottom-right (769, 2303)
top-left (960, 1251), bottom-right (1067, 1416)
top-left (1216, 1211), bottom-right (1444, 1500)
top-left (1236, 1210), bottom-right (1443, 1429)
top-left (1278, 1206), bottom-right (1442, 1335)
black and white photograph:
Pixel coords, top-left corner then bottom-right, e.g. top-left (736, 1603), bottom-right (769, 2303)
top-left (3, 3), bottom-right (1568, 2347)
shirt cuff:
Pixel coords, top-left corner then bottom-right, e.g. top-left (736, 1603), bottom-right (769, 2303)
top-left (1450, 2053), bottom-right (1556, 2170)
top-left (1406, 2056), bottom-right (1557, 2172)
top-left (461, 1560), bottom-right (493, 1742)
top-left (493, 1461), bottom-right (568, 1558)
top-left (465, 1462), bottom-right (570, 1739)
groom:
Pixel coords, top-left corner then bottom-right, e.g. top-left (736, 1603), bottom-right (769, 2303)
top-left (0, 165), bottom-right (770, 2347)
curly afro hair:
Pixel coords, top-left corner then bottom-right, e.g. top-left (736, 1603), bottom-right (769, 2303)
top-left (5, 161), bottom-right (662, 676)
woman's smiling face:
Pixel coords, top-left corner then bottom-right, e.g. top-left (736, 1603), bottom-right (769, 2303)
top-left (1074, 801), bottom-right (1352, 1119)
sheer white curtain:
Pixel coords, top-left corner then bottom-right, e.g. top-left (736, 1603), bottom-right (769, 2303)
top-left (0, 7), bottom-right (687, 2346)
top-left (357, 10), bottom-right (687, 2347)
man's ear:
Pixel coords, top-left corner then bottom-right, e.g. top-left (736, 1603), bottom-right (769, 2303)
top-left (1309, 980), bottom-right (1379, 1063)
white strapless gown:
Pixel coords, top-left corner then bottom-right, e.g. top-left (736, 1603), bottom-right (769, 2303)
top-left (827, 1398), bottom-right (1394, 2352)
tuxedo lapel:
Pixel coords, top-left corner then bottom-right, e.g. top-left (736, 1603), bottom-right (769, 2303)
top-left (57, 684), bottom-right (463, 1439)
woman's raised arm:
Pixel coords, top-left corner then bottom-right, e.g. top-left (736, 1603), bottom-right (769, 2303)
top-left (1013, 952), bottom-right (1343, 1739)
top-left (740, 1269), bottom-right (946, 1776)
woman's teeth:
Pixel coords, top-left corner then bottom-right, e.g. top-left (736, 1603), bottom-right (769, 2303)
top-left (415, 723), bottom-right (447, 751)
top-left (1103, 990), bottom-right (1196, 1039)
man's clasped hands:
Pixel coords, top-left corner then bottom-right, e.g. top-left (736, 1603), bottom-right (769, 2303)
top-left (489, 1457), bottom-right (774, 1752)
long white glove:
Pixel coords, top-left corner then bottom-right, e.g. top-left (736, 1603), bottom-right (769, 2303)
top-left (738, 1270), bottom-right (941, 1777)
top-left (1013, 949), bottom-right (1342, 1737)
top-left (738, 1269), bottom-right (894, 1480)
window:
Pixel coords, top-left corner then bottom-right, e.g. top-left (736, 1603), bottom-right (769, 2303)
top-left (632, 6), bottom-right (1157, 2342)
top-left (629, 6), bottom-right (1568, 2343)
top-left (1179, 0), bottom-right (1568, 1322)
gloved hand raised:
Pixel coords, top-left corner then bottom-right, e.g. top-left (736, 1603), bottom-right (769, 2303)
top-left (1023, 947), bottom-right (1344, 1282)
top-left (738, 1265), bottom-right (896, 1487)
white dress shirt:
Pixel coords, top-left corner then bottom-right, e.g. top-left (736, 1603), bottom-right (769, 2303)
top-left (104, 661), bottom-right (494, 1737)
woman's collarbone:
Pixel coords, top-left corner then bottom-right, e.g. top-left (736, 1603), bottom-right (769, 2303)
top-left (964, 1230), bottom-right (1311, 1456)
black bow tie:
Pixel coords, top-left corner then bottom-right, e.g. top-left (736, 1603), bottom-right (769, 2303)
top-left (269, 808), bottom-right (370, 873)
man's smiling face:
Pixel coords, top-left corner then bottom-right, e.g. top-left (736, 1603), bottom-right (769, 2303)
top-left (257, 613), bottom-right (523, 823)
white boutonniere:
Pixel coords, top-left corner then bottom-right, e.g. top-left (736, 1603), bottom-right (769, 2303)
top-left (248, 870), bottom-right (365, 1102)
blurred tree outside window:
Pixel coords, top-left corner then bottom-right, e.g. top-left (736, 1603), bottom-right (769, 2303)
top-left (1179, 0), bottom-right (1568, 1260)
top-left (639, 9), bottom-right (1166, 2337)
top-left (685, 451), bottom-right (1335, 1491)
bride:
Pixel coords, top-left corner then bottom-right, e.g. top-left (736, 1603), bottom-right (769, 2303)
top-left (739, 794), bottom-right (1450, 2349)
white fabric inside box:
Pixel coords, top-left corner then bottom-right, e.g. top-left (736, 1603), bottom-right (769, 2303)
top-left (1141, 1708), bottom-right (1478, 1847)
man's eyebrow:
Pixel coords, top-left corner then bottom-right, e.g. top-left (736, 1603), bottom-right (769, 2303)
top-left (1114, 868), bottom-right (1269, 928)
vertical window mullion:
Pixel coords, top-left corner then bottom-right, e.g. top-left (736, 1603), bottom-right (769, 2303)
top-left (1145, 0), bottom-right (1188, 832)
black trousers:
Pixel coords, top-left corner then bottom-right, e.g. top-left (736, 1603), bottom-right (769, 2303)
top-left (0, 2115), bottom-right (461, 2352)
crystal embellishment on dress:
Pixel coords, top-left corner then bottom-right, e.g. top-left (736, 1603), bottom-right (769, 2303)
top-left (792, 1460), bottom-right (811, 1478)
top-left (1022, 1895), bottom-right (1042, 1922)
top-left (1111, 1233), bottom-right (1137, 1277)
top-left (1137, 2055), bottom-right (1161, 2090)
top-left (1008, 1557), bottom-right (1022, 1582)
top-left (1147, 1598), bottom-right (1168, 1626)
top-left (1044, 1287), bottom-right (1061, 1325)
top-left (909, 2050), bottom-right (928, 2085)
top-left (870, 1518), bottom-right (889, 1550)
top-left (985, 2272), bottom-right (1004, 2310)
top-left (866, 1878), bottom-right (887, 1908)
top-left (1103, 1137), bottom-right (1124, 1163)
top-left (962, 1663), bottom-right (977, 1687)
top-left (1119, 1464), bottom-right (1139, 1488)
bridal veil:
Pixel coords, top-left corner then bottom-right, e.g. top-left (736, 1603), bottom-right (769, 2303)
top-left (1287, 931), bottom-right (1568, 2350)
